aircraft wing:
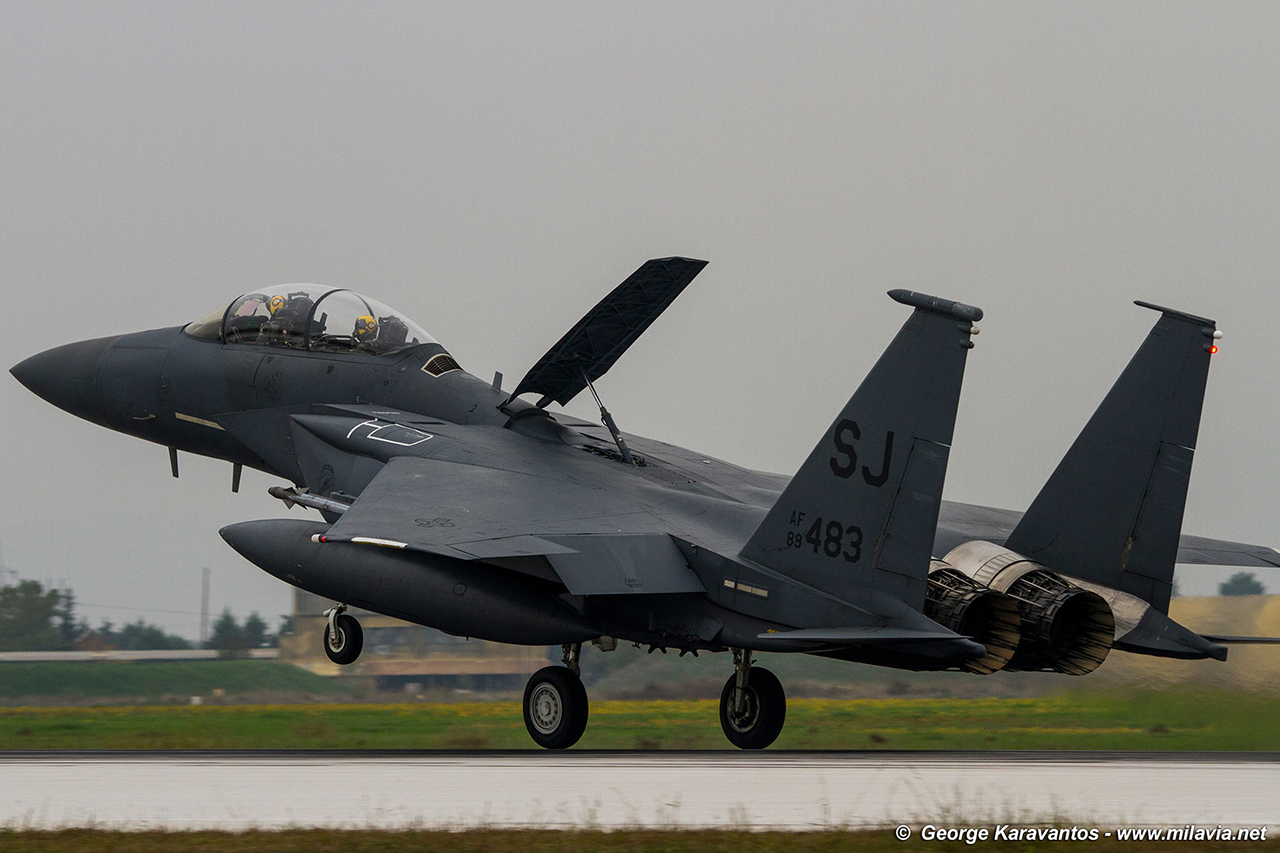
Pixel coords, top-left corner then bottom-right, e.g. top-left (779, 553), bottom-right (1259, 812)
top-left (935, 501), bottom-right (1280, 568)
top-left (318, 455), bottom-right (706, 596)
top-left (510, 257), bottom-right (707, 407)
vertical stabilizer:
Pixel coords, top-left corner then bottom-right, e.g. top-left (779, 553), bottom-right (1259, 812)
top-left (1005, 303), bottom-right (1218, 613)
top-left (740, 291), bottom-right (981, 611)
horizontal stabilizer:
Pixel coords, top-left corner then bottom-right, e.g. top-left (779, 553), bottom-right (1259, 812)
top-left (935, 502), bottom-right (1280, 569)
top-left (1174, 535), bottom-right (1280, 568)
top-left (1113, 606), bottom-right (1228, 661)
top-left (511, 257), bottom-right (708, 407)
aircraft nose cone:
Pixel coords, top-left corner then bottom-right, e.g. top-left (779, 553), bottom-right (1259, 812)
top-left (10, 336), bottom-right (119, 422)
top-left (219, 520), bottom-right (281, 567)
top-left (220, 519), bottom-right (331, 582)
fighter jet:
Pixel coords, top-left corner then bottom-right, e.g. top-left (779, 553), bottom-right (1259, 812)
top-left (11, 258), bottom-right (1279, 749)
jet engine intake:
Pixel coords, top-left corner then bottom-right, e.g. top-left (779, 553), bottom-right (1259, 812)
top-left (942, 541), bottom-right (1115, 675)
top-left (925, 562), bottom-right (1021, 674)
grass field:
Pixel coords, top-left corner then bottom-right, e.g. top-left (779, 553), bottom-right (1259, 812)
top-left (0, 688), bottom-right (1276, 750)
top-left (0, 660), bottom-right (351, 704)
top-left (0, 829), bottom-right (1275, 853)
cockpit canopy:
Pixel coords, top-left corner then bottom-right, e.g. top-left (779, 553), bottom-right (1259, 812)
top-left (184, 285), bottom-right (437, 356)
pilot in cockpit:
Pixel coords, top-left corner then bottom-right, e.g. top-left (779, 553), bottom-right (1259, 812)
top-left (353, 315), bottom-right (378, 345)
top-left (194, 286), bottom-right (433, 353)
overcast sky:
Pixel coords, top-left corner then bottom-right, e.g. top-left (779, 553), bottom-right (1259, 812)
top-left (2, 2), bottom-right (1277, 639)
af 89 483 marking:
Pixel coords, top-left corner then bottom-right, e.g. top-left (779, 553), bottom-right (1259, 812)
top-left (783, 517), bottom-right (864, 563)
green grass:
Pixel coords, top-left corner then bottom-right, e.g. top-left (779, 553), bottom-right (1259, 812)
top-left (0, 688), bottom-right (1276, 750)
top-left (0, 661), bottom-right (350, 703)
top-left (0, 829), bottom-right (1274, 853)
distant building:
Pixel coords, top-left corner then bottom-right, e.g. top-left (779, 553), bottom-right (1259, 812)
top-left (279, 590), bottom-right (548, 692)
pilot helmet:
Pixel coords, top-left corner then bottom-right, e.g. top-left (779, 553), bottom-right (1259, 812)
top-left (267, 295), bottom-right (287, 315)
top-left (354, 315), bottom-right (378, 342)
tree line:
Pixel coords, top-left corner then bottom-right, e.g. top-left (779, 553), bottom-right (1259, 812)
top-left (0, 571), bottom-right (1267, 653)
top-left (0, 579), bottom-right (279, 654)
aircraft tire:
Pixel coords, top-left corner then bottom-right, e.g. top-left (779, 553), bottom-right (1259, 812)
top-left (523, 666), bottom-right (589, 749)
top-left (719, 667), bottom-right (786, 749)
top-left (323, 614), bottom-right (363, 665)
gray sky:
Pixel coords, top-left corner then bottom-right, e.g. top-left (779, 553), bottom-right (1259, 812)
top-left (2, 2), bottom-right (1277, 638)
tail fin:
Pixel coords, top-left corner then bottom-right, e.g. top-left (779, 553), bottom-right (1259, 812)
top-left (1004, 302), bottom-right (1219, 614)
top-left (740, 291), bottom-right (981, 612)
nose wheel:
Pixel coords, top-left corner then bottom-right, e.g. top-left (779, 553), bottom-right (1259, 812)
top-left (719, 649), bottom-right (786, 749)
top-left (323, 605), bottom-right (363, 665)
top-left (523, 658), bottom-right (589, 749)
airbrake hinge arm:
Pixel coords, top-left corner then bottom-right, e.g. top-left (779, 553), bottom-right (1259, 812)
top-left (582, 368), bottom-right (635, 465)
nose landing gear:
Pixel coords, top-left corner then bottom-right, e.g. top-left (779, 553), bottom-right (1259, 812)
top-left (719, 648), bottom-right (786, 749)
top-left (522, 643), bottom-right (588, 749)
top-left (323, 604), bottom-right (363, 665)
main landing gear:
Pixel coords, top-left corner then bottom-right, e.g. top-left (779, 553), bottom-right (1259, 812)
top-left (523, 643), bottom-right (589, 749)
top-left (323, 604), bottom-right (363, 665)
top-left (719, 648), bottom-right (786, 749)
top-left (518, 644), bottom-right (787, 750)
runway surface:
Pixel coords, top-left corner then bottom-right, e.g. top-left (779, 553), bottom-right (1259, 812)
top-left (2, 750), bottom-right (1277, 831)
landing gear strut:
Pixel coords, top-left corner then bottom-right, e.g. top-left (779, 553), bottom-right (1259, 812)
top-left (719, 648), bottom-right (786, 749)
top-left (522, 643), bottom-right (588, 749)
top-left (323, 604), bottom-right (363, 665)
top-left (561, 641), bottom-right (582, 675)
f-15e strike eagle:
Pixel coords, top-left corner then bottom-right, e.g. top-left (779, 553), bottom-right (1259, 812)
top-left (12, 258), bottom-right (1280, 748)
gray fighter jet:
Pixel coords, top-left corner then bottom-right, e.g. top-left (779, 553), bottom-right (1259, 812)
top-left (11, 258), bottom-right (1279, 748)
